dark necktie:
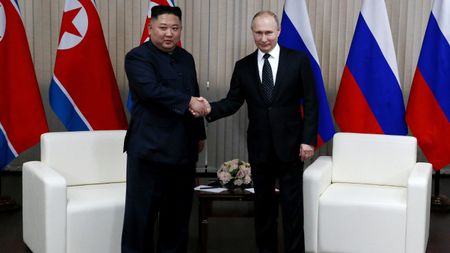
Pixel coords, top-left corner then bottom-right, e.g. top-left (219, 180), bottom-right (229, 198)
top-left (262, 53), bottom-right (274, 103)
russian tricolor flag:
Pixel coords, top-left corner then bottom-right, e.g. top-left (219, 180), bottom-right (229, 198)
top-left (279, 0), bottom-right (335, 147)
top-left (406, 0), bottom-right (450, 170)
top-left (0, 0), bottom-right (48, 170)
top-left (50, 0), bottom-right (128, 131)
top-left (127, 0), bottom-right (177, 111)
top-left (334, 0), bottom-right (407, 135)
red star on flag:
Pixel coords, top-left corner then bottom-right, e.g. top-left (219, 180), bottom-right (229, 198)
top-left (58, 7), bottom-right (83, 43)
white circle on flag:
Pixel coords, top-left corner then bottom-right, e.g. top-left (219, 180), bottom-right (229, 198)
top-left (0, 2), bottom-right (6, 42)
top-left (58, 0), bottom-right (88, 50)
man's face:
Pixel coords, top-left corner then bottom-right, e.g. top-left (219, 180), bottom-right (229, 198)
top-left (252, 15), bottom-right (280, 53)
top-left (149, 14), bottom-right (181, 52)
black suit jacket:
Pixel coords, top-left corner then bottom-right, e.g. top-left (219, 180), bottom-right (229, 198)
top-left (124, 41), bottom-right (206, 165)
top-left (207, 46), bottom-right (318, 163)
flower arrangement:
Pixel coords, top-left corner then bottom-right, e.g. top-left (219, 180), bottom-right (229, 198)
top-left (217, 159), bottom-right (252, 189)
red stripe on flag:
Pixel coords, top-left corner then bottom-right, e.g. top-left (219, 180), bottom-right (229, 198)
top-left (152, 0), bottom-right (169, 5)
top-left (0, 0), bottom-right (48, 153)
top-left (140, 18), bottom-right (151, 44)
top-left (334, 66), bottom-right (383, 134)
top-left (316, 135), bottom-right (324, 149)
top-left (406, 69), bottom-right (450, 170)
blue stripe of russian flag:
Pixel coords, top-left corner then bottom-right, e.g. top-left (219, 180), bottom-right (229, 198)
top-left (346, 14), bottom-right (407, 135)
top-left (279, 11), bottom-right (335, 144)
top-left (417, 13), bottom-right (450, 122)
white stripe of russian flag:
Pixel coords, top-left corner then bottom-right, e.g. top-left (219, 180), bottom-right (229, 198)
top-left (361, 0), bottom-right (400, 86)
top-left (283, 0), bottom-right (320, 65)
top-left (432, 0), bottom-right (450, 43)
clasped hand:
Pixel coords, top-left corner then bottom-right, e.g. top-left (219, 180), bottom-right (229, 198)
top-left (189, 97), bottom-right (211, 117)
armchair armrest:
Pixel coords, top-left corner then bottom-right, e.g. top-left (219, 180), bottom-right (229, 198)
top-left (406, 162), bottom-right (432, 253)
top-left (23, 161), bottom-right (67, 253)
top-left (303, 156), bottom-right (333, 253)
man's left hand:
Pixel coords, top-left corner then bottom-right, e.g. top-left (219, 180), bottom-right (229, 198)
top-left (299, 144), bottom-right (314, 161)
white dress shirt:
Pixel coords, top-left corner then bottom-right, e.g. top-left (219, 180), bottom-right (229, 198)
top-left (257, 44), bottom-right (280, 85)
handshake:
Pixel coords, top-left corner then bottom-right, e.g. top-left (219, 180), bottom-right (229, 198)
top-left (189, 97), bottom-right (211, 117)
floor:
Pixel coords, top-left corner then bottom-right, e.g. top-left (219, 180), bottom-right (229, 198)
top-left (0, 172), bottom-right (449, 253)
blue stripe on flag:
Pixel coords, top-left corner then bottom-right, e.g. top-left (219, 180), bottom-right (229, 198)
top-left (13, 0), bottom-right (20, 11)
top-left (417, 14), bottom-right (450, 122)
top-left (49, 78), bottom-right (90, 131)
top-left (346, 14), bottom-right (407, 135)
top-left (0, 131), bottom-right (16, 170)
top-left (126, 92), bottom-right (133, 112)
top-left (279, 11), bottom-right (335, 142)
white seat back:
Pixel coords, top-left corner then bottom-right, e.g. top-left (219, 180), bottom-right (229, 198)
top-left (41, 130), bottom-right (127, 186)
top-left (332, 132), bottom-right (417, 187)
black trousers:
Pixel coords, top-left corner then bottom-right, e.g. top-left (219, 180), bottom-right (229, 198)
top-left (252, 158), bottom-right (305, 253)
top-left (121, 155), bottom-right (195, 253)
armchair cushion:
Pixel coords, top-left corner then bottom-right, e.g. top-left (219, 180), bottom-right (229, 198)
top-left (66, 183), bottom-right (126, 253)
top-left (318, 183), bottom-right (407, 253)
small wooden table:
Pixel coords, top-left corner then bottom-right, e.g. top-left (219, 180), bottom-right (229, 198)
top-left (195, 189), bottom-right (255, 253)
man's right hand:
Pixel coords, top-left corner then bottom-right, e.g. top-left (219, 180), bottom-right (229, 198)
top-left (189, 97), bottom-right (211, 117)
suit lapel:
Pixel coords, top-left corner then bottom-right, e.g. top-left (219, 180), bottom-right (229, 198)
top-left (248, 50), bottom-right (270, 105)
top-left (271, 47), bottom-right (287, 103)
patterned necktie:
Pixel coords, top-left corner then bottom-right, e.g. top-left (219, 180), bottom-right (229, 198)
top-left (262, 53), bottom-right (274, 103)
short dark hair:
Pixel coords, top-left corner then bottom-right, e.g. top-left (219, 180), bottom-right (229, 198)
top-left (151, 6), bottom-right (182, 21)
top-left (251, 11), bottom-right (280, 30)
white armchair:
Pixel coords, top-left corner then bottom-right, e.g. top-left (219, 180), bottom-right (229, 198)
top-left (22, 130), bottom-right (127, 253)
top-left (304, 132), bottom-right (432, 253)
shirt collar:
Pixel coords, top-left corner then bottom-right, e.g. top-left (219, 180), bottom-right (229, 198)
top-left (257, 44), bottom-right (280, 62)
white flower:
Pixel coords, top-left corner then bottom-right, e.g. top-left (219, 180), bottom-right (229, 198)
top-left (217, 159), bottom-right (252, 187)
top-left (236, 169), bottom-right (245, 179)
top-left (234, 179), bottom-right (243, 186)
top-left (217, 170), bottom-right (232, 184)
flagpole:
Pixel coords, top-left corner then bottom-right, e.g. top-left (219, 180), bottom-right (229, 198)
top-left (202, 0), bottom-right (211, 174)
top-left (431, 169), bottom-right (450, 212)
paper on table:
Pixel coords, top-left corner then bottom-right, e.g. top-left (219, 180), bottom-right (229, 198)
top-left (245, 188), bottom-right (255, 193)
top-left (245, 188), bottom-right (279, 194)
top-left (194, 185), bottom-right (227, 193)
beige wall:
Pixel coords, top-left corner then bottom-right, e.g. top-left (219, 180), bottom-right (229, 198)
top-left (9, 0), bottom-right (437, 170)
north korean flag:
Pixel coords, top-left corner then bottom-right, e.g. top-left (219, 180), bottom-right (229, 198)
top-left (0, 0), bottom-right (48, 170)
top-left (50, 0), bottom-right (127, 131)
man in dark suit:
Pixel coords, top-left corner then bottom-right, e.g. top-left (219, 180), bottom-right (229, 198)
top-left (200, 11), bottom-right (318, 253)
top-left (122, 6), bottom-right (208, 253)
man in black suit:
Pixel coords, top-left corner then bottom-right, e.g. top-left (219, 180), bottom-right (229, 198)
top-left (122, 6), bottom-right (208, 253)
top-left (199, 11), bottom-right (318, 253)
